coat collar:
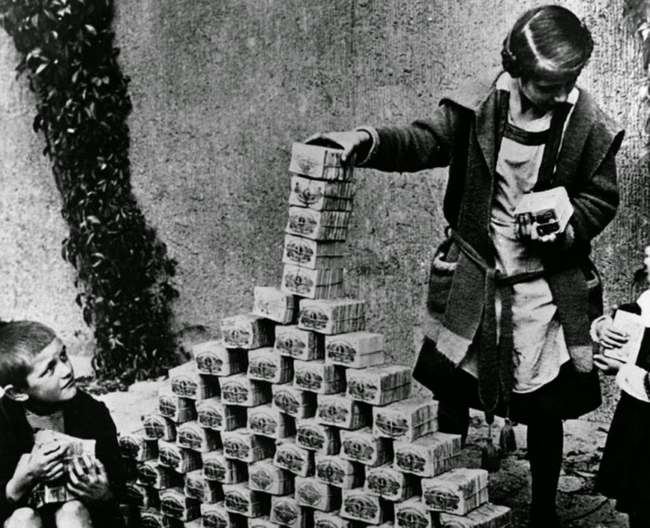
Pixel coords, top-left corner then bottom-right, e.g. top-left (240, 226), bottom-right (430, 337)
top-left (0, 392), bottom-right (83, 447)
top-left (440, 69), bottom-right (502, 178)
top-left (554, 89), bottom-right (624, 188)
top-left (439, 70), bottom-right (623, 183)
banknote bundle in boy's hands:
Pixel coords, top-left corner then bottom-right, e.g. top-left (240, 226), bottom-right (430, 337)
top-left (30, 430), bottom-right (97, 507)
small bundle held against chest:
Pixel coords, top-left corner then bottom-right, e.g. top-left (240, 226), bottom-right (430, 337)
top-left (30, 430), bottom-right (97, 507)
top-left (513, 186), bottom-right (573, 237)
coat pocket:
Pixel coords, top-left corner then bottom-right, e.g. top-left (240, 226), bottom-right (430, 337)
top-left (426, 236), bottom-right (460, 316)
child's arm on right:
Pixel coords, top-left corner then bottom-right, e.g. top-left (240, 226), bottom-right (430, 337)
top-left (591, 315), bottom-right (630, 351)
top-left (592, 315), bottom-right (629, 374)
top-left (592, 312), bottom-right (650, 402)
top-left (5, 442), bottom-right (65, 503)
top-left (615, 362), bottom-right (650, 403)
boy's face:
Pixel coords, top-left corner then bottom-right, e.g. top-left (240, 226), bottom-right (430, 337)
top-left (23, 338), bottom-right (77, 404)
top-left (645, 246), bottom-right (650, 277)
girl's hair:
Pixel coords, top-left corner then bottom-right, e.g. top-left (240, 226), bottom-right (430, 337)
top-left (0, 321), bottom-right (56, 388)
top-left (501, 6), bottom-right (593, 80)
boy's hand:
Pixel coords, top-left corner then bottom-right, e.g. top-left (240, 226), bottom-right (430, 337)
top-left (304, 130), bottom-right (372, 165)
top-left (594, 353), bottom-right (626, 375)
top-left (66, 454), bottom-right (111, 502)
top-left (593, 316), bottom-right (629, 350)
top-left (26, 442), bottom-right (66, 484)
top-left (6, 443), bottom-right (66, 502)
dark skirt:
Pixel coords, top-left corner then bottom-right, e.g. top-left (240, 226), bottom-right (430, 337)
top-left (414, 336), bottom-right (601, 425)
top-left (596, 392), bottom-right (650, 517)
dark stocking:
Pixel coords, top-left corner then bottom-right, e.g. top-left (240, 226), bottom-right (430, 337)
top-left (437, 392), bottom-right (470, 445)
top-left (527, 416), bottom-right (563, 527)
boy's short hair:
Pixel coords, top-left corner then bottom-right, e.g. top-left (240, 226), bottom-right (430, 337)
top-left (0, 321), bottom-right (57, 389)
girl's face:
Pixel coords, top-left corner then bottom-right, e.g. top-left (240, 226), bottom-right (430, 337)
top-left (518, 74), bottom-right (578, 113)
top-left (645, 246), bottom-right (650, 276)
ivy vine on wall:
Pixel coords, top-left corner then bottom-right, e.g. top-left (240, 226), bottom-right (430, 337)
top-left (0, 0), bottom-right (179, 383)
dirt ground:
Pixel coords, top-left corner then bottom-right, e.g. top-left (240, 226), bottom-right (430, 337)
top-left (94, 373), bottom-right (630, 528)
top-left (465, 417), bottom-right (628, 528)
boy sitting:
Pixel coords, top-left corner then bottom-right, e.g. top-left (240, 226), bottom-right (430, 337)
top-left (0, 321), bottom-right (125, 528)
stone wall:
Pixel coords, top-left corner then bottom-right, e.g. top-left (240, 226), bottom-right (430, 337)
top-left (0, 0), bottom-right (646, 417)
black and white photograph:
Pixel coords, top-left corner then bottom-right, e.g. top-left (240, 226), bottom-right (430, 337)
top-left (0, 1), bottom-right (649, 526)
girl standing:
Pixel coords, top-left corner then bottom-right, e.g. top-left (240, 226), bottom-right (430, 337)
top-left (310, 6), bottom-right (624, 527)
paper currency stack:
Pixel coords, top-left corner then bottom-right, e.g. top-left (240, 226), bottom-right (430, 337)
top-left (117, 142), bottom-right (513, 528)
top-left (29, 430), bottom-right (97, 508)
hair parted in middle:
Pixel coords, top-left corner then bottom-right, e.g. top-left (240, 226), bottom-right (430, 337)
top-left (501, 5), bottom-right (593, 80)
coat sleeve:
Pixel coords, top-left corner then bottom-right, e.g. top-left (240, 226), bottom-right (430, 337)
top-left (561, 126), bottom-right (624, 252)
top-left (88, 400), bottom-right (126, 503)
top-left (65, 393), bottom-right (126, 504)
top-left (0, 402), bottom-right (29, 521)
top-left (358, 102), bottom-right (461, 173)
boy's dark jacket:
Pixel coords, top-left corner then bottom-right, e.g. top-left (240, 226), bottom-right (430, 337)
top-left (0, 390), bottom-right (124, 525)
top-left (361, 71), bottom-right (624, 415)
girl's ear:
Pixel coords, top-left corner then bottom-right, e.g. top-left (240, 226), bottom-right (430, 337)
top-left (3, 384), bottom-right (28, 402)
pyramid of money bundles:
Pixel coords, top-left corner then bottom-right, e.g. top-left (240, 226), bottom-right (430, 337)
top-left (116, 142), bottom-right (513, 528)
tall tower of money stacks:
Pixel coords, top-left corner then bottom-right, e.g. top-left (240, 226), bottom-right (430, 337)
top-left (117, 142), bottom-right (513, 528)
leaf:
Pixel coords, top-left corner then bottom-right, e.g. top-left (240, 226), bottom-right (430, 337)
top-left (1, 0), bottom-right (179, 384)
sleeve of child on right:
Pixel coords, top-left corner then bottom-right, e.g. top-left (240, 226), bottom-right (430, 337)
top-left (615, 363), bottom-right (650, 403)
top-left (356, 102), bottom-right (458, 173)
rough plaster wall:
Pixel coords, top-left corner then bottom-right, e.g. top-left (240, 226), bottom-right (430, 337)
top-left (0, 0), bottom-right (646, 419)
top-left (0, 42), bottom-right (92, 355)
